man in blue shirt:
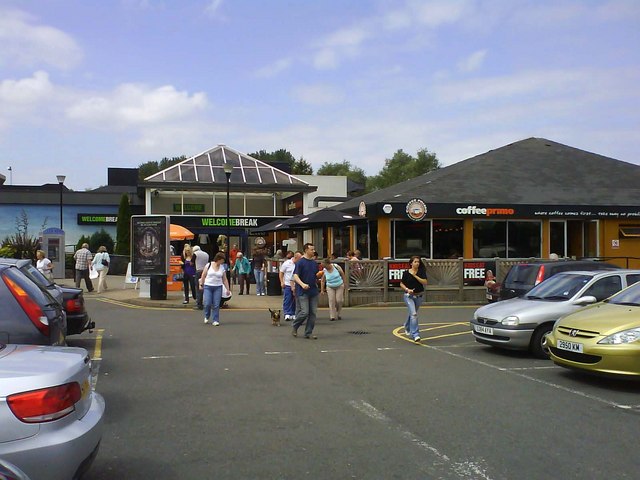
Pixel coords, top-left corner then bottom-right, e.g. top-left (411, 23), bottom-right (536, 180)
top-left (292, 243), bottom-right (319, 339)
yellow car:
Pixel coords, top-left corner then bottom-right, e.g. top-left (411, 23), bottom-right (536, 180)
top-left (546, 281), bottom-right (640, 378)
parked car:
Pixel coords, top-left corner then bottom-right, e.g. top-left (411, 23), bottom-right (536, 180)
top-left (0, 258), bottom-right (94, 335)
top-left (498, 259), bottom-right (618, 301)
top-left (0, 343), bottom-right (105, 479)
top-left (0, 459), bottom-right (30, 480)
top-left (471, 270), bottom-right (640, 358)
top-left (546, 281), bottom-right (640, 378)
top-left (0, 264), bottom-right (66, 346)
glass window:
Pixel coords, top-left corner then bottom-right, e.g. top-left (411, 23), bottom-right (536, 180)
top-left (332, 226), bottom-right (350, 257)
top-left (393, 220), bottom-right (430, 258)
top-left (550, 221), bottom-right (566, 257)
top-left (583, 276), bottom-right (622, 301)
top-left (433, 220), bottom-right (463, 259)
top-left (473, 221), bottom-right (506, 257)
top-left (508, 221), bottom-right (541, 258)
top-left (356, 224), bottom-right (369, 258)
top-left (626, 274), bottom-right (640, 286)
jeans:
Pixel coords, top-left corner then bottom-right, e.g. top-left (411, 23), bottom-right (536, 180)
top-left (282, 285), bottom-right (295, 317)
top-left (254, 269), bottom-right (265, 295)
top-left (203, 285), bottom-right (223, 323)
top-left (292, 293), bottom-right (318, 336)
top-left (75, 269), bottom-right (94, 292)
top-left (403, 293), bottom-right (423, 339)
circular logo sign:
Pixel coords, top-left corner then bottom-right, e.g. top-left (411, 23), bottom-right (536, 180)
top-left (254, 236), bottom-right (266, 247)
top-left (382, 204), bottom-right (393, 214)
top-left (406, 198), bottom-right (427, 221)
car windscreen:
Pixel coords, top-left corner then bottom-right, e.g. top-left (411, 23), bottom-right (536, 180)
top-left (524, 273), bottom-right (592, 300)
top-left (504, 265), bottom-right (540, 287)
top-left (605, 281), bottom-right (640, 306)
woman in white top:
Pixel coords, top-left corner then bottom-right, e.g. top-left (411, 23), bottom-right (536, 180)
top-left (36, 249), bottom-right (54, 282)
top-left (91, 246), bottom-right (111, 293)
top-left (199, 252), bottom-right (231, 326)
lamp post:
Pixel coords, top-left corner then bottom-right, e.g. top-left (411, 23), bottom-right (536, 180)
top-left (223, 162), bottom-right (233, 279)
top-left (56, 175), bottom-right (66, 229)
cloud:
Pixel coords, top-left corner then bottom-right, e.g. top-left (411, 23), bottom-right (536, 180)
top-left (255, 58), bottom-right (293, 78)
top-left (0, 7), bottom-right (83, 70)
top-left (204, 0), bottom-right (225, 18)
top-left (312, 25), bottom-right (371, 70)
top-left (457, 49), bottom-right (487, 73)
top-left (66, 84), bottom-right (208, 126)
top-left (0, 71), bottom-right (54, 106)
top-left (291, 84), bottom-right (345, 106)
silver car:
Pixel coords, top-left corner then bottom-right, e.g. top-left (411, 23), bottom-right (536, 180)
top-left (471, 270), bottom-right (640, 358)
top-left (0, 343), bottom-right (105, 480)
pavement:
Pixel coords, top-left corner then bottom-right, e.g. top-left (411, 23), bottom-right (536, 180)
top-left (58, 275), bottom-right (289, 310)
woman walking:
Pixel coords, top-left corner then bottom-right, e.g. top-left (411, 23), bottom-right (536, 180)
top-left (199, 252), bottom-right (231, 326)
top-left (181, 244), bottom-right (197, 304)
top-left (399, 255), bottom-right (428, 343)
top-left (233, 251), bottom-right (252, 295)
top-left (320, 258), bottom-right (345, 321)
top-left (91, 246), bottom-right (111, 293)
top-left (36, 249), bottom-right (54, 282)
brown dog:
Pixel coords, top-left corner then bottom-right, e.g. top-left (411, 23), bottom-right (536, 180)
top-left (269, 308), bottom-right (281, 327)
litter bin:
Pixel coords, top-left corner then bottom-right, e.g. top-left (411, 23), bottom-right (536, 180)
top-left (150, 275), bottom-right (167, 300)
top-left (267, 272), bottom-right (282, 296)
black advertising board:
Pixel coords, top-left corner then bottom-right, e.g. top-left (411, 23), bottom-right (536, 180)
top-left (463, 260), bottom-right (496, 286)
top-left (131, 215), bottom-right (169, 276)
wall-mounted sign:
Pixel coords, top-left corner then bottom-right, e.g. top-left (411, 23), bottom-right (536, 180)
top-left (406, 199), bottom-right (427, 221)
top-left (358, 201), bottom-right (367, 217)
top-left (382, 204), bottom-right (393, 214)
top-left (612, 239), bottom-right (620, 249)
top-left (77, 214), bottom-right (118, 225)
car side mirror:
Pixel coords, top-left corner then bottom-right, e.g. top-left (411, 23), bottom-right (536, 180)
top-left (573, 295), bottom-right (597, 305)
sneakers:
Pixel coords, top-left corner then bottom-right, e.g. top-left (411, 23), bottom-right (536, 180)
top-left (414, 336), bottom-right (421, 343)
top-left (304, 334), bottom-right (318, 340)
top-left (204, 318), bottom-right (209, 324)
top-left (183, 300), bottom-right (188, 304)
top-left (213, 321), bottom-right (220, 326)
top-left (330, 318), bottom-right (336, 322)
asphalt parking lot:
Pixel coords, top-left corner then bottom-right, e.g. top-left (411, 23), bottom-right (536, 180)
top-left (72, 298), bottom-right (640, 480)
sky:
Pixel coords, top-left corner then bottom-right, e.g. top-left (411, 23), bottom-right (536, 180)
top-left (1, 0), bottom-right (639, 191)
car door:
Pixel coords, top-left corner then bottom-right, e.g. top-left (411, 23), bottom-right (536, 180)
top-left (582, 275), bottom-right (623, 302)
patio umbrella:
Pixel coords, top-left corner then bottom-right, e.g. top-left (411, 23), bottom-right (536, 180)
top-left (170, 224), bottom-right (195, 241)
top-left (284, 208), bottom-right (363, 230)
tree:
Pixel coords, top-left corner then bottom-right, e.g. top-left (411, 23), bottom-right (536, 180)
top-left (115, 194), bottom-right (132, 256)
top-left (367, 148), bottom-right (441, 192)
top-left (292, 156), bottom-right (313, 175)
top-left (317, 160), bottom-right (367, 187)
top-left (249, 149), bottom-right (314, 175)
top-left (89, 229), bottom-right (115, 253)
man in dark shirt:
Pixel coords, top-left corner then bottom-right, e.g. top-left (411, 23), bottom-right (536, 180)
top-left (292, 243), bottom-right (319, 339)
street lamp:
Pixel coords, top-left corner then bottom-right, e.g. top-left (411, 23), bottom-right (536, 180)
top-left (223, 162), bottom-right (233, 278)
top-left (56, 175), bottom-right (66, 229)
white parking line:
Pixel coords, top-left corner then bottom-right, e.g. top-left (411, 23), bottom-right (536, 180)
top-left (349, 399), bottom-right (494, 479)
top-left (429, 345), bottom-right (628, 409)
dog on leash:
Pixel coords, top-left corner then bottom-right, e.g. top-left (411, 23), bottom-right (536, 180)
top-left (269, 308), bottom-right (281, 327)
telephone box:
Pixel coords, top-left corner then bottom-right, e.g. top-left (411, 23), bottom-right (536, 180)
top-left (41, 228), bottom-right (65, 279)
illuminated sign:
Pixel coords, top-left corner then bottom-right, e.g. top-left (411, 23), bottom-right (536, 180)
top-left (77, 214), bottom-right (118, 225)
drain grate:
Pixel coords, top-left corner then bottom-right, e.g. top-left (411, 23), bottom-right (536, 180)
top-left (348, 330), bottom-right (370, 335)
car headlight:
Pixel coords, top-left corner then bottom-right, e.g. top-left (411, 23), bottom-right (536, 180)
top-left (598, 327), bottom-right (640, 345)
top-left (501, 316), bottom-right (519, 326)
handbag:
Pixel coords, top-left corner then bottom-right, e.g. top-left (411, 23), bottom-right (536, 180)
top-left (102, 259), bottom-right (109, 267)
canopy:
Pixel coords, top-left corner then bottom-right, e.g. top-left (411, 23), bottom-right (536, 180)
top-left (284, 208), bottom-right (364, 230)
top-left (170, 224), bottom-right (195, 241)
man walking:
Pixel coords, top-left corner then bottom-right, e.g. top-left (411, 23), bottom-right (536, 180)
top-left (73, 243), bottom-right (94, 292)
top-left (292, 243), bottom-right (319, 339)
top-left (192, 245), bottom-right (209, 310)
top-left (279, 250), bottom-right (301, 322)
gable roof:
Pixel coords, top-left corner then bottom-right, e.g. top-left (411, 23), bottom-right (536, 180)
top-left (338, 138), bottom-right (640, 210)
top-left (142, 144), bottom-right (315, 193)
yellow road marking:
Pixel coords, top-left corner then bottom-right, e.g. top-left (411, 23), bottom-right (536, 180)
top-left (393, 322), bottom-right (472, 344)
top-left (93, 328), bottom-right (104, 360)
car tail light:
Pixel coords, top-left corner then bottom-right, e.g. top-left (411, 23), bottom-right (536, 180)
top-left (2, 273), bottom-right (50, 337)
top-left (534, 265), bottom-right (546, 285)
top-left (65, 297), bottom-right (83, 314)
top-left (7, 382), bottom-right (81, 423)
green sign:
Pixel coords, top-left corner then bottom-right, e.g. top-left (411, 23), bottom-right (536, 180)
top-left (173, 203), bottom-right (205, 213)
top-left (77, 214), bottom-right (118, 225)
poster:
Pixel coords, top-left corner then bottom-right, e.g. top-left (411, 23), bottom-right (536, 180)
top-left (131, 215), bottom-right (169, 276)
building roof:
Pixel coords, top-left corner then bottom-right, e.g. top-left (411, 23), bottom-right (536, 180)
top-left (338, 137), bottom-right (640, 211)
top-left (142, 144), bottom-right (316, 193)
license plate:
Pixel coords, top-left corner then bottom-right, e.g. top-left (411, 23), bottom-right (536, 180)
top-left (557, 339), bottom-right (583, 353)
top-left (474, 324), bottom-right (494, 335)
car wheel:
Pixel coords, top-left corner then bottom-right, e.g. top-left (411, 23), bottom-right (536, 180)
top-left (530, 324), bottom-right (553, 359)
